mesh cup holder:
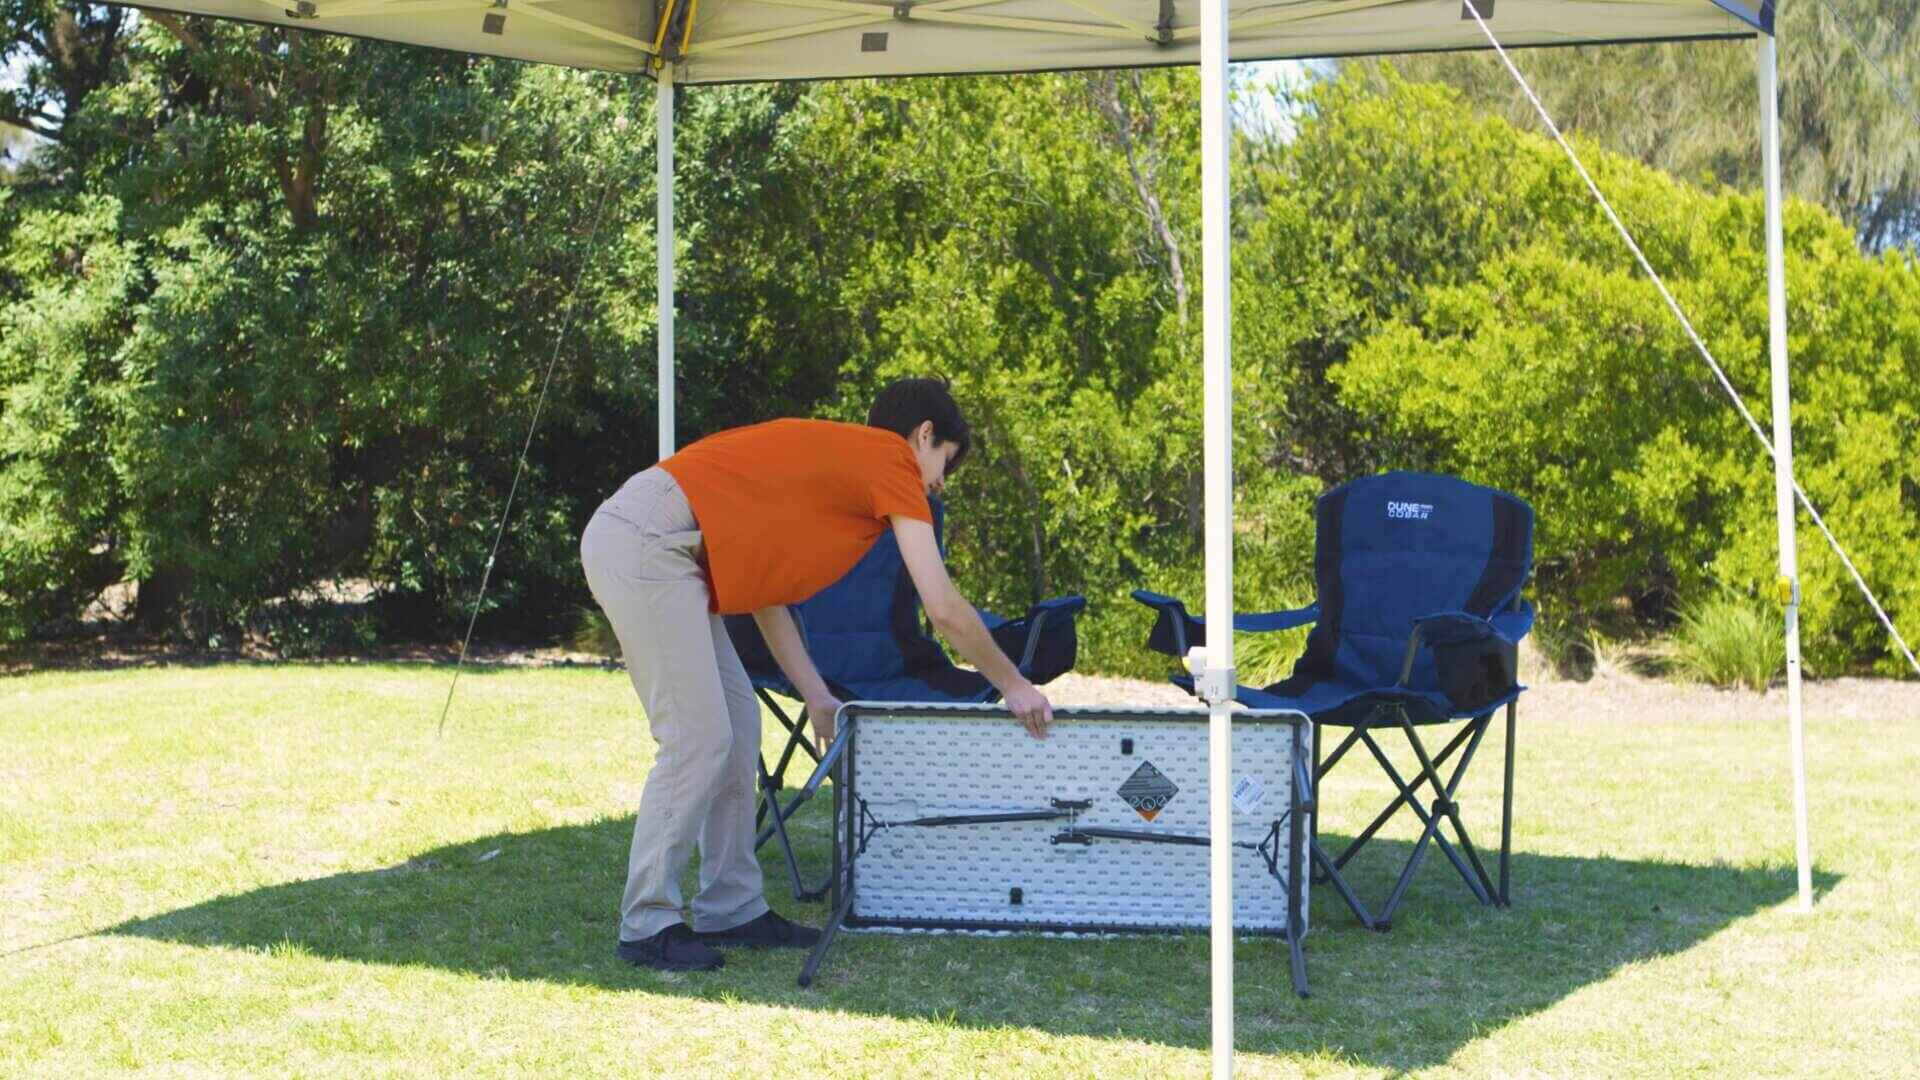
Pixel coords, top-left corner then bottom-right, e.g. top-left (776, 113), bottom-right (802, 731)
top-left (1432, 635), bottom-right (1517, 712)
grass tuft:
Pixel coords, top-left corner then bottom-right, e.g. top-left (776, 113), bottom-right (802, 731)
top-left (1530, 605), bottom-right (1598, 681)
top-left (1669, 590), bottom-right (1784, 691)
top-left (1236, 619), bottom-right (1312, 688)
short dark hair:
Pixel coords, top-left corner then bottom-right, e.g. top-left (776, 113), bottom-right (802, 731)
top-left (867, 377), bottom-right (972, 474)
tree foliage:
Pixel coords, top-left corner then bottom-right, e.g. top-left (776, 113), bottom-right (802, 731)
top-left (3, 18), bottom-right (666, 640)
top-left (1, 121), bottom-right (34, 170)
top-left (2, 17), bottom-right (1915, 679)
top-left (1, 0), bottom-right (129, 145)
top-left (1291, 72), bottom-right (1920, 675)
top-left (1367, 2), bottom-right (1920, 250)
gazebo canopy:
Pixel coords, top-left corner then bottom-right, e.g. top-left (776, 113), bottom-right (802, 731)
top-left (137, 0), bottom-right (1768, 80)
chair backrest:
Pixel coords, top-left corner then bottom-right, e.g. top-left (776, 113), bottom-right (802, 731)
top-left (1280, 472), bottom-right (1533, 694)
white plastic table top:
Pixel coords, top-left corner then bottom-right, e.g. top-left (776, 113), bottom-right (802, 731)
top-left (840, 703), bottom-right (1311, 935)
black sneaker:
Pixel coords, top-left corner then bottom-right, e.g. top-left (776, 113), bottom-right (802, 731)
top-left (694, 910), bottom-right (821, 950)
top-left (617, 924), bottom-right (725, 972)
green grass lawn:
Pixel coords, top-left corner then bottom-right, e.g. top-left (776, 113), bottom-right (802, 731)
top-left (4, 663), bottom-right (1917, 1077)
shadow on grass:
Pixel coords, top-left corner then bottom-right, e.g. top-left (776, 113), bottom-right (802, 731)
top-left (111, 805), bottom-right (1834, 1070)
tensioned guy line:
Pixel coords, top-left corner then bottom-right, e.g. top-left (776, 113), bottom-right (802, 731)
top-left (438, 95), bottom-right (638, 736)
top-left (1460, 0), bottom-right (1919, 676)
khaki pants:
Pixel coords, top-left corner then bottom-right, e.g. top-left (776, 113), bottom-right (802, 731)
top-left (580, 467), bottom-right (768, 941)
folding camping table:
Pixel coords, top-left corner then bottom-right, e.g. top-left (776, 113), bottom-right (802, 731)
top-left (793, 703), bottom-right (1315, 997)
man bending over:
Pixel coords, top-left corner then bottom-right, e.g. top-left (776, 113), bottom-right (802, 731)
top-left (579, 377), bottom-right (1054, 972)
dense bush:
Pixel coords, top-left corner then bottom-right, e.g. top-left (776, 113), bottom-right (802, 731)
top-left (778, 73), bottom-right (1323, 678)
top-left (0, 28), bottom-right (849, 644)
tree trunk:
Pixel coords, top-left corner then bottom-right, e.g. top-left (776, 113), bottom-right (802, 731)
top-left (1086, 71), bottom-right (1190, 329)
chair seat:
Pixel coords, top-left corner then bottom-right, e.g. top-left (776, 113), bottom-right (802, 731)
top-left (818, 672), bottom-right (1000, 705)
top-left (1242, 680), bottom-right (1522, 727)
top-left (1173, 673), bottom-right (1521, 726)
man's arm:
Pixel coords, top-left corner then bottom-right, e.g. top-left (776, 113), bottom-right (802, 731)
top-left (751, 605), bottom-right (841, 754)
top-left (890, 516), bottom-right (1053, 737)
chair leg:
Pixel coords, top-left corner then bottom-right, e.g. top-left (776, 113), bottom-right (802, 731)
top-left (1379, 810), bottom-right (1442, 925)
top-left (755, 690), bottom-right (818, 844)
top-left (1313, 727), bottom-right (1364, 884)
top-left (1319, 724), bottom-right (1364, 776)
top-left (1329, 720), bottom-right (1477, 872)
top-left (1500, 700), bottom-right (1516, 907)
top-left (1310, 838), bottom-right (1380, 931)
top-left (1442, 802), bottom-right (1497, 906)
top-left (1402, 712), bottom-right (1498, 895)
top-left (1351, 725), bottom-right (1486, 902)
top-left (1309, 703), bottom-right (1518, 929)
top-left (1368, 728), bottom-right (1487, 925)
top-left (763, 690), bottom-right (822, 783)
top-left (1447, 716), bottom-right (1504, 903)
top-left (755, 689), bottom-right (833, 902)
top-left (756, 690), bottom-right (798, 831)
top-left (759, 757), bottom-right (808, 901)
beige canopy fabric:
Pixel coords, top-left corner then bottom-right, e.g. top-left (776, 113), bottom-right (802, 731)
top-left (131, 0), bottom-right (1766, 80)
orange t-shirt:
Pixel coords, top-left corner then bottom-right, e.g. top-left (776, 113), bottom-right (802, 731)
top-left (658, 419), bottom-right (934, 614)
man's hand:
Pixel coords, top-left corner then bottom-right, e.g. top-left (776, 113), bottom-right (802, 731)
top-left (890, 517), bottom-right (1057, 741)
top-left (806, 694), bottom-right (844, 757)
top-left (752, 604), bottom-right (840, 758)
top-left (1002, 679), bottom-right (1053, 739)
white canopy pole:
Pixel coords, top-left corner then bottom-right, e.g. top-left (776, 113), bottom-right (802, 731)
top-left (657, 62), bottom-right (677, 459)
top-left (1198, 0), bottom-right (1236, 1073)
top-left (1757, 34), bottom-right (1813, 913)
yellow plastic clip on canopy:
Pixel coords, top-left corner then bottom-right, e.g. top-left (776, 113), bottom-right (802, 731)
top-left (1776, 576), bottom-right (1796, 607)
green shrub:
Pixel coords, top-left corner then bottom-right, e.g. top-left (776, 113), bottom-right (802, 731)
top-left (1311, 71), bottom-right (1920, 677)
top-left (1669, 590), bottom-right (1784, 691)
top-left (1528, 604), bottom-right (1596, 682)
top-left (1237, 625), bottom-right (1311, 688)
top-left (570, 606), bottom-right (620, 659)
top-left (252, 602), bottom-right (381, 660)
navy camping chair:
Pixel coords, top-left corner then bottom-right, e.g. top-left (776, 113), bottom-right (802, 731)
top-left (1135, 472), bottom-right (1533, 930)
top-left (726, 498), bottom-right (1086, 901)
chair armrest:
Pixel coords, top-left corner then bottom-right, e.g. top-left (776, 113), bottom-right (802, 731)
top-left (1028, 596), bottom-right (1087, 617)
top-left (978, 595), bottom-right (1086, 684)
top-left (1235, 605), bottom-right (1321, 633)
top-left (1014, 595), bottom-right (1087, 671)
top-left (1413, 603), bottom-right (1534, 645)
top-left (1133, 590), bottom-right (1198, 657)
top-left (1490, 601), bottom-right (1534, 643)
top-left (1132, 589), bottom-right (1319, 658)
top-left (1398, 602), bottom-right (1535, 686)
